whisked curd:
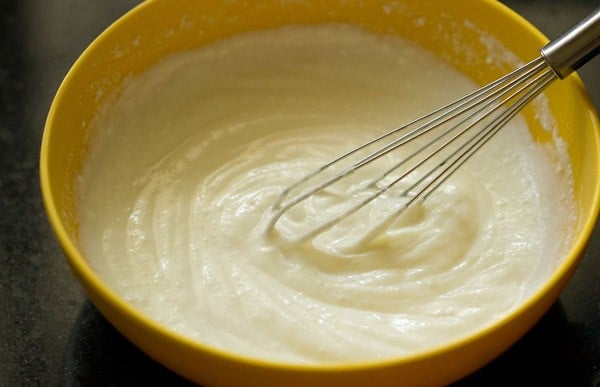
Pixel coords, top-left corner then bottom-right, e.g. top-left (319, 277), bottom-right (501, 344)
top-left (78, 24), bottom-right (574, 363)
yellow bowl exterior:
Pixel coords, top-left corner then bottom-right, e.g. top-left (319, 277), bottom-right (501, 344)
top-left (40, 0), bottom-right (600, 386)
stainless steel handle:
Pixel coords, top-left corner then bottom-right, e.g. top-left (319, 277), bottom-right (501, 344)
top-left (540, 7), bottom-right (600, 79)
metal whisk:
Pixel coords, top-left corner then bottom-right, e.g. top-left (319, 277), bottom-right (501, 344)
top-left (267, 8), bottom-right (600, 243)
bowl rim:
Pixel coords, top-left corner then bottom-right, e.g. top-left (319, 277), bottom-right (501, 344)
top-left (39, 0), bottom-right (600, 374)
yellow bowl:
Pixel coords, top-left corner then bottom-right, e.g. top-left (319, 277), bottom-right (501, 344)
top-left (40, 0), bottom-right (600, 386)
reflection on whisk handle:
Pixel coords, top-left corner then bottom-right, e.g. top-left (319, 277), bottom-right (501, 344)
top-left (540, 7), bottom-right (600, 78)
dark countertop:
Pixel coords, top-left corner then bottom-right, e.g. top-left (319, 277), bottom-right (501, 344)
top-left (1, 1), bottom-right (598, 385)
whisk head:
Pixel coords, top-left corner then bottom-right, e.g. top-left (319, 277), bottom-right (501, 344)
top-left (267, 56), bottom-right (557, 244)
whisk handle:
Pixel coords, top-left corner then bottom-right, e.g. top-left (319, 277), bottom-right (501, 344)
top-left (540, 7), bottom-right (600, 79)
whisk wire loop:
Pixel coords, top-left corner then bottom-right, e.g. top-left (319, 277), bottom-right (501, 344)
top-left (267, 58), bottom-right (556, 241)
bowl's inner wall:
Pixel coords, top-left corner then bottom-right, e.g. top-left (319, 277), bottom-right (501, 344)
top-left (48, 0), bottom-right (597, 245)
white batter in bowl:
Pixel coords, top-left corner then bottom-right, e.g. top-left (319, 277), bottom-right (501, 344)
top-left (78, 24), bottom-right (575, 364)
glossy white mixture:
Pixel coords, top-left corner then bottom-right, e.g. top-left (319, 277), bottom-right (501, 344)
top-left (78, 25), bottom-right (574, 363)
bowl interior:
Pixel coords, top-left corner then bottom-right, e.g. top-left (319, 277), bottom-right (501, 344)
top-left (40, 0), bottom-right (600, 386)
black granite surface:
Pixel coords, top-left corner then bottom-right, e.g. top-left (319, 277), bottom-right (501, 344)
top-left (0, 0), bottom-right (598, 385)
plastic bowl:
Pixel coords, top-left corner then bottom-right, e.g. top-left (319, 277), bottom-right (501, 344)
top-left (40, 1), bottom-right (600, 386)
